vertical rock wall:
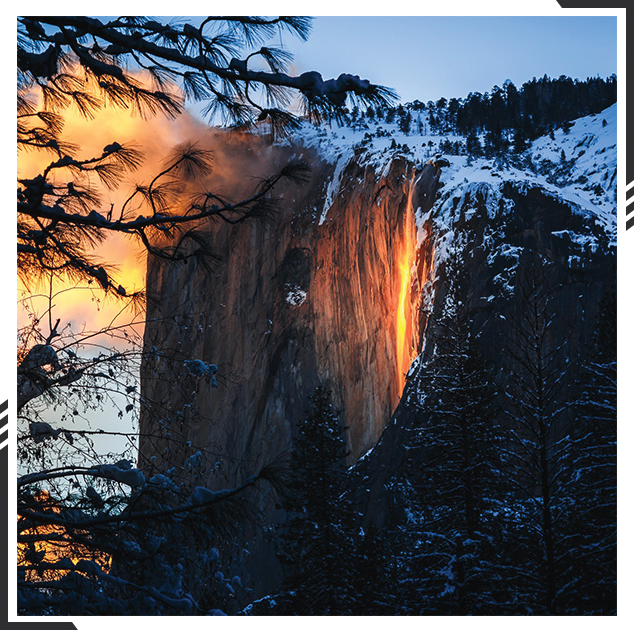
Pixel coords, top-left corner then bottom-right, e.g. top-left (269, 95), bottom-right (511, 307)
top-left (140, 136), bottom-right (439, 489)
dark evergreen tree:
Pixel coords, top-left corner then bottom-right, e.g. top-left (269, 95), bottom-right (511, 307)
top-left (484, 124), bottom-right (504, 157)
top-left (499, 253), bottom-right (576, 614)
top-left (453, 75), bottom-right (616, 142)
top-left (504, 80), bottom-right (520, 124)
top-left (439, 138), bottom-right (453, 155)
top-left (276, 387), bottom-right (357, 615)
top-left (512, 126), bottom-right (529, 153)
top-left (447, 98), bottom-right (460, 131)
top-left (465, 130), bottom-right (483, 157)
top-left (349, 524), bottom-right (400, 615)
top-left (403, 246), bottom-right (509, 614)
top-left (556, 291), bottom-right (616, 614)
top-left (416, 113), bottom-right (426, 135)
top-left (434, 96), bottom-right (447, 131)
top-left (488, 85), bottom-right (506, 128)
top-left (398, 110), bottom-right (412, 135)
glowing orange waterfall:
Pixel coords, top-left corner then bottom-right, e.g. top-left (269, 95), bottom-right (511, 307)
top-left (396, 257), bottom-right (411, 391)
top-left (395, 196), bottom-right (417, 393)
top-left (394, 171), bottom-right (439, 395)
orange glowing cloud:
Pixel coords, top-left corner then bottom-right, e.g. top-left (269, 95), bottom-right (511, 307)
top-left (18, 92), bottom-right (211, 340)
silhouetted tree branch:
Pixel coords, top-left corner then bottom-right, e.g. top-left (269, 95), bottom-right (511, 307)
top-left (18, 16), bottom-right (396, 297)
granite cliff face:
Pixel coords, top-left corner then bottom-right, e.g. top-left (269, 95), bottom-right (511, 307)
top-left (141, 105), bottom-right (615, 483)
top-left (140, 134), bottom-right (439, 488)
top-left (356, 175), bottom-right (616, 524)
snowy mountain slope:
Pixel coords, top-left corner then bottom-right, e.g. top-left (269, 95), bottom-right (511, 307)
top-left (289, 101), bottom-right (616, 300)
top-left (426, 116), bottom-right (616, 299)
top-left (292, 103), bottom-right (616, 239)
top-left (344, 107), bottom-right (617, 533)
top-left (528, 103), bottom-right (616, 229)
top-left (286, 96), bottom-right (616, 439)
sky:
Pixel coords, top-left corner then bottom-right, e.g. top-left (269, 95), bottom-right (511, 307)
top-left (177, 15), bottom-right (618, 125)
top-left (282, 16), bottom-right (617, 106)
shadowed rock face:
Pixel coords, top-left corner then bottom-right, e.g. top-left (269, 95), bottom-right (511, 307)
top-left (140, 137), bottom-right (439, 490)
top-left (139, 138), bottom-right (440, 598)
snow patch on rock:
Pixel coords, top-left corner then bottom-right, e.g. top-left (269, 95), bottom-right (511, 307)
top-left (286, 285), bottom-right (307, 306)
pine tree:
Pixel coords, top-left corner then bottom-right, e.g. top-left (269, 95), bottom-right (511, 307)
top-left (349, 524), bottom-right (399, 615)
top-left (512, 127), bottom-right (529, 153)
top-left (465, 130), bottom-right (482, 159)
top-left (484, 124), bottom-right (505, 157)
top-left (276, 387), bottom-right (357, 615)
top-left (556, 291), bottom-right (616, 614)
top-left (403, 248), bottom-right (509, 614)
top-left (398, 110), bottom-right (412, 135)
top-left (499, 252), bottom-right (575, 614)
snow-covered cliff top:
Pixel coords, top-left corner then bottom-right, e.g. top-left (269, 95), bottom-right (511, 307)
top-left (287, 103), bottom-right (616, 241)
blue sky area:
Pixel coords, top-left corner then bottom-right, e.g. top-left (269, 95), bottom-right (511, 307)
top-left (282, 16), bottom-right (617, 104)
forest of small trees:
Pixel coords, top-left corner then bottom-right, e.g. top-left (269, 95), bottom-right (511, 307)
top-left (352, 75), bottom-right (616, 154)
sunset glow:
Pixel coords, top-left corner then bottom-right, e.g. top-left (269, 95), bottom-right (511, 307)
top-left (17, 96), bottom-right (208, 339)
top-left (15, 14), bottom-right (618, 616)
top-left (17, 492), bottom-right (111, 582)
